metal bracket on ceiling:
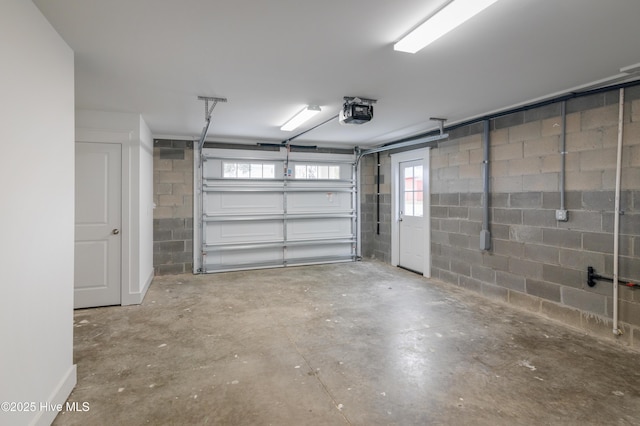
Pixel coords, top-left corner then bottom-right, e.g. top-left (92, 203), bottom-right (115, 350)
top-left (199, 96), bottom-right (227, 120)
top-left (430, 117), bottom-right (447, 135)
top-left (197, 95), bottom-right (228, 151)
top-left (344, 96), bottom-right (377, 105)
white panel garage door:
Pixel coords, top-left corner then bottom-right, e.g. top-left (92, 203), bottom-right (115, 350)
top-left (194, 147), bottom-right (356, 273)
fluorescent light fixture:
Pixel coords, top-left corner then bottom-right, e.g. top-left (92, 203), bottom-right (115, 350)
top-left (280, 105), bottom-right (322, 131)
top-left (394, 0), bottom-right (500, 54)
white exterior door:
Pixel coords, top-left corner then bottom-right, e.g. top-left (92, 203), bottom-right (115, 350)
top-left (74, 142), bottom-right (121, 308)
top-left (391, 149), bottom-right (430, 277)
top-left (399, 160), bottom-right (424, 273)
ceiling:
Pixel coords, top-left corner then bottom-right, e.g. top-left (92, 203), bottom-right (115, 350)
top-left (34, 0), bottom-right (640, 148)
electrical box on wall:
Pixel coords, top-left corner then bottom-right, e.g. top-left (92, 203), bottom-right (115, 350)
top-left (556, 209), bottom-right (568, 222)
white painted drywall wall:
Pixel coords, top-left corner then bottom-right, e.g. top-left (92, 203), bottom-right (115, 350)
top-left (139, 117), bottom-right (155, 293)
top-left (75, 110), bottom-right (154, 305)
top-left (0, 1), bottom-right (76, 425)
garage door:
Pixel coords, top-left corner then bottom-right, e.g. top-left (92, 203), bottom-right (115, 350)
top-left (194, 147), bottom-right (357, 273)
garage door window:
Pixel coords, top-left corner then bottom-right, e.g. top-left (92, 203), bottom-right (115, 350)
top-left (294, 164), bottom-right (340, 180)
top-left (223, 162), bottom-right (276, 179)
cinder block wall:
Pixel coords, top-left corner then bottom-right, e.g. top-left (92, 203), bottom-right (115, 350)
top-left (361, 86), bottom-right (640, 347)
top-left (153, 139), bottom-right (193, 275)
top-left (361, 153), bottom-right (392, 263)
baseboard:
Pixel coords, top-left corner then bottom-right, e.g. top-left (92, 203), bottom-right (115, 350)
top-left (32, 364), bottom-right (77, 426)
top-left (140, 270), bottom-right (153, 302)
top-left (121, 270), bottom-right (154, 306)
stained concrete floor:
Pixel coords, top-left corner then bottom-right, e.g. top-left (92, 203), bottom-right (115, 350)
top-left (54, 260), bottom-right (640, 426)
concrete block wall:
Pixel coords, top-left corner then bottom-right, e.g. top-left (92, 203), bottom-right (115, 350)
top-left (153, 139), bottom-right (194, 275)
top-left (360, 153), bottom-right (392, 263)
top-left (362, 85), bottom-right (640, 347)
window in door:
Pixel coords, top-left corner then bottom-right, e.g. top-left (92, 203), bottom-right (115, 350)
top-left (403, 164), bottom-right (423, 217)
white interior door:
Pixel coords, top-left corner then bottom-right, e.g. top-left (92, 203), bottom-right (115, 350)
top-left (74, 142), bottom-right (121, 308)
top-left (399, 160), bottom-right (425, 273)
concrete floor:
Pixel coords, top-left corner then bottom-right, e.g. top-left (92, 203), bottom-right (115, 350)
top-left (54, 260), bottom-right (640, 425)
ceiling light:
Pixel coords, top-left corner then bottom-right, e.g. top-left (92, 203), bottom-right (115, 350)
top-left (394, 0), bottom-right (500, 54)
top-left (280, 105), bottom-right (321, 132)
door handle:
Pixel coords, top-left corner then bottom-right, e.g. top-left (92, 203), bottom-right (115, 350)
top-left (399, 211), bottom-right (403, 222)
top-left (112, 229), bottom-right (120, 235)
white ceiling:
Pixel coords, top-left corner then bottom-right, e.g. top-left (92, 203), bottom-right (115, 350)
top-left (34, 0), bottom-right (640, 147)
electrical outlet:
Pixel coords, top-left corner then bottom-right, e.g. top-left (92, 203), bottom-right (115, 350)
top-left (555, 209), bottom-right (568, 222)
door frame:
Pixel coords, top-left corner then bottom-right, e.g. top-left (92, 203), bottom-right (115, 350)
top-left (75, 129), bottom-right (132, 306)
top-left (391, 148), bottom-right (431, 277)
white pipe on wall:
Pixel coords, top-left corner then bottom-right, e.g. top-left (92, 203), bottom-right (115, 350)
top-left (612, 88), bottom-right (625, 336)
top-left (480, 120), bottom-right (491, 250)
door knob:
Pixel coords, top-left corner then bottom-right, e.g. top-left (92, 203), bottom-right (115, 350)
top-left (112, 229), bottom-right (120, 235)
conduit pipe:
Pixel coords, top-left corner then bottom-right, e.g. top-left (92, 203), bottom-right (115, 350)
top-left (560, 101), bottom-right (567, 212)
top-left (386, 80), bottom-right (640, 150)
top-left (376, 152), bottom-right (381, 235)
top-left (612, 88), bottom-right (625, 336)
top-left (480, 120), bottom-right (491, 250)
